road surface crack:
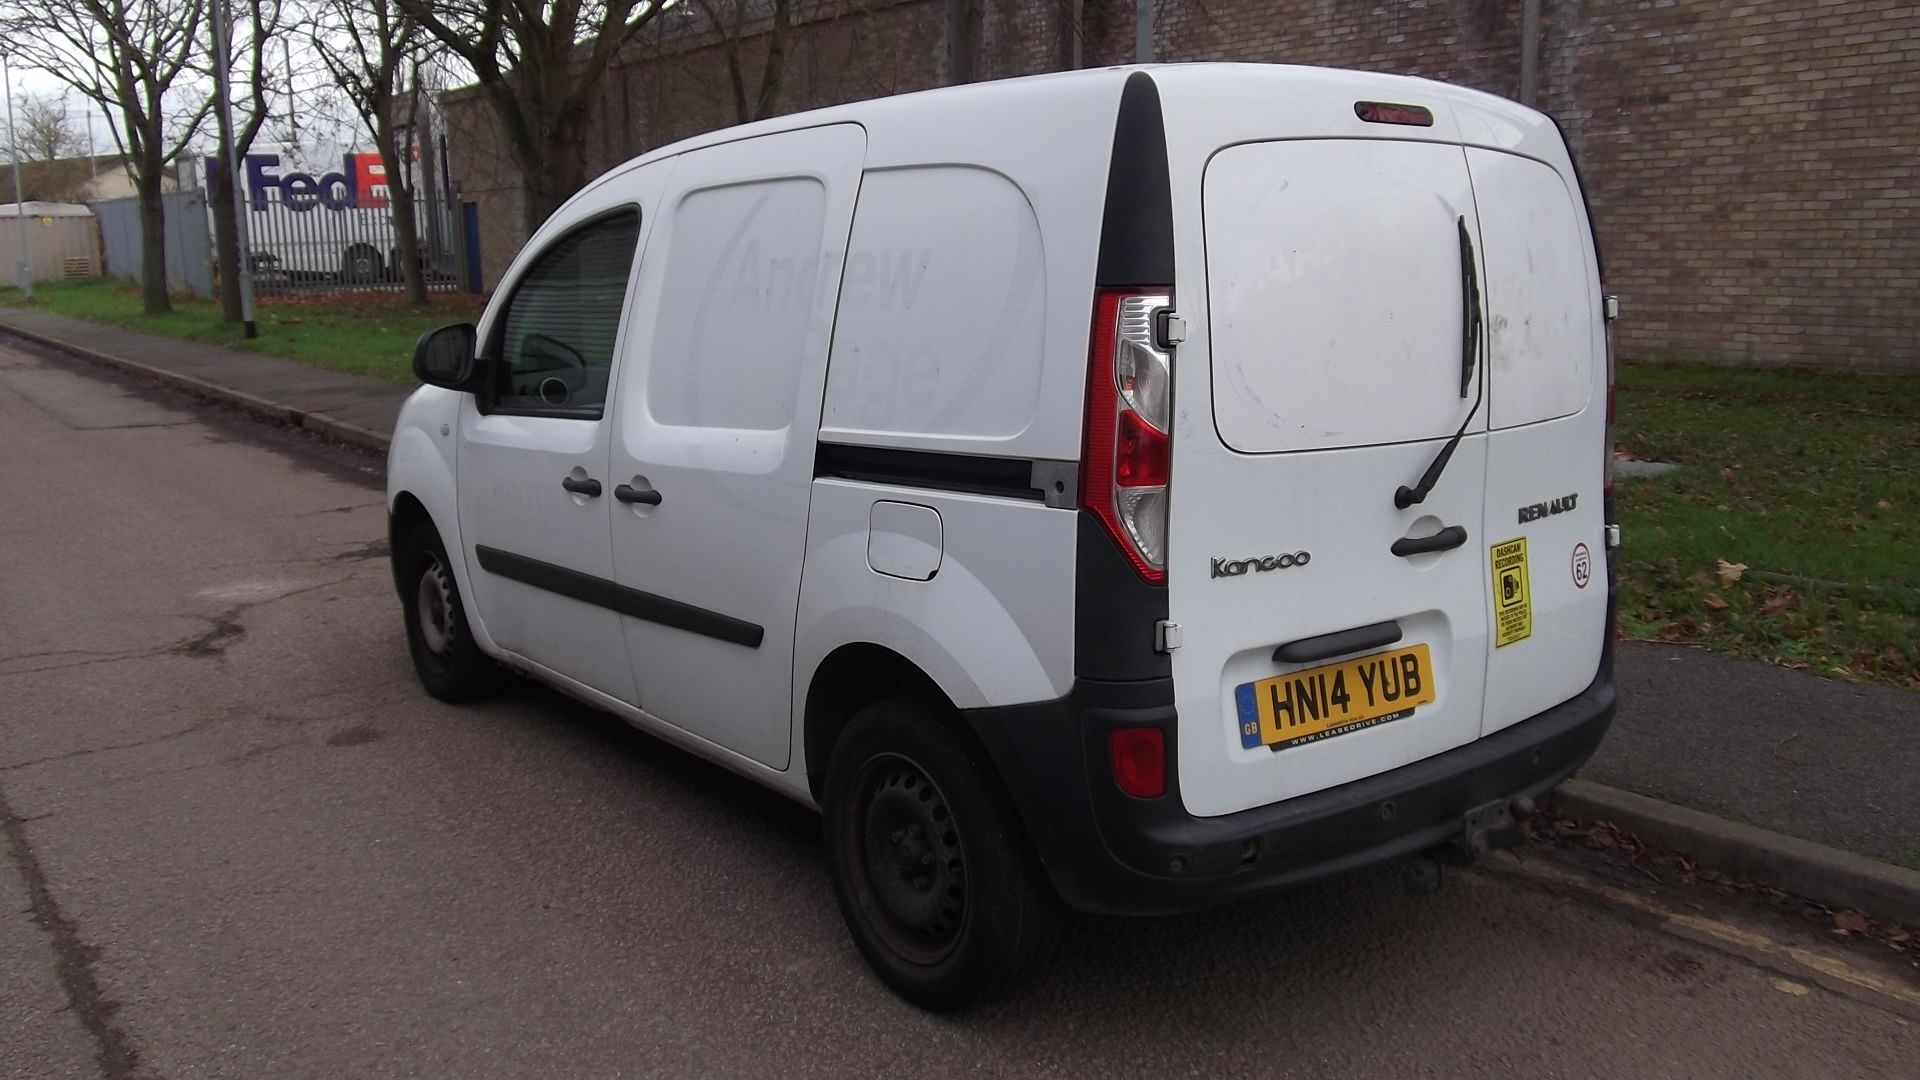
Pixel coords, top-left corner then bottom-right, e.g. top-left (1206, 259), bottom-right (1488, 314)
top-left (1, 576), bottom-right (354, 678)
top-left (0, 782), bottom-right (147, 1080)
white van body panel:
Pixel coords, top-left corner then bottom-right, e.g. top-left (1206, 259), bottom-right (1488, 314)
top-left (571, 72), bottom-right (1127, 464)
top-left (610, 124), bottom-right (867, 770)
top-left (1150, 65), bottom-right (1605, 817)
top-left (790, 481), bottom-right (1079, 778)
top-left (387, 386), bottom-right (504, 652)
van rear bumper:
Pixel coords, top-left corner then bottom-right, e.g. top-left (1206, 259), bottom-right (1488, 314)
top-left (966, 656), bottom-right (1615, 916)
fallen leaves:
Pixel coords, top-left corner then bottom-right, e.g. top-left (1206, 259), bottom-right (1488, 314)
top-left (1716, 558), bottom-right (1748, 585)
top-left (1832, 910), bottom-right (1869, 934)
top-left (1704, 594), bottom-right (1730, 611)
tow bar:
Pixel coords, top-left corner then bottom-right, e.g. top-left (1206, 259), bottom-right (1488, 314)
top-left (1401, 796), bottom-right (1539, 895)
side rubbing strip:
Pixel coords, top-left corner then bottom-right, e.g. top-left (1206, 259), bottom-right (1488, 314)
top-left (816, 443), bottom-right (1060, 502)
top-left (475, 545), bottom-right (764, 648)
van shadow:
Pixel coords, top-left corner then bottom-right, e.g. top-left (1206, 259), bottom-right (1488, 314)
top-left (456, 678), bottom-right (1497, 1035)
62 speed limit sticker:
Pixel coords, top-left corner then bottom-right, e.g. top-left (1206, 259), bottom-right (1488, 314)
top-left (1571, 542), bottom-right (1593, 590)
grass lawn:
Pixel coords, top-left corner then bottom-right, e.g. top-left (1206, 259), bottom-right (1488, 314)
top-left (1614, 362), bottom-right (1919, 689)
top-left (0, 278), bottom-right (482, 382)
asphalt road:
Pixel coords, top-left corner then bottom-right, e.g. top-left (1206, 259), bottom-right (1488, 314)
top-left (2, 339), bottom-right (1915, 1080)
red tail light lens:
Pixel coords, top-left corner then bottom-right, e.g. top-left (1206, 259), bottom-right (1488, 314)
top-left (1108, 727), bottom-right (1166, 799)
top-left (1115, 410), bottom-right (1170, 487)
top-left (1084, 288), bottom-right (1174, 585)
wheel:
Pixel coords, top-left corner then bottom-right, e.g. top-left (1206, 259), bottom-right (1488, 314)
top-left (340, 244), bottom-right (383, 285)
top-left (398, 522), bottom-right (501, 702)
top-left (823, 698), bottom-right (1062, 1010)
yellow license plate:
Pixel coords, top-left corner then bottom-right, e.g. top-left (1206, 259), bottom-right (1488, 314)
top-left (1236, 644), bottom-right (1436, 752)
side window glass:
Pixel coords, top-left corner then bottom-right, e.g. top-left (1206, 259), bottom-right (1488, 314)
top-left (492, 209), bottom-right (641, 417)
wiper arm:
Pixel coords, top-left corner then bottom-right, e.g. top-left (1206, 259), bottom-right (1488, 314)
top-left (1395, 216), bottom-right (1484, 510)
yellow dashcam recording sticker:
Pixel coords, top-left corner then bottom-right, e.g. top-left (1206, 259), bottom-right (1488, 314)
top-left (1490, 537), bottom-right (1532, 648)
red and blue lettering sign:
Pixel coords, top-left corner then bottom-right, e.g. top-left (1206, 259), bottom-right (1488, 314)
top-left (225, 153), bottom-right (390, 212)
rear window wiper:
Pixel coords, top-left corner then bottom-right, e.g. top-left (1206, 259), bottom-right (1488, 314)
top-left (1394, 216), bottom-right (1484, 510)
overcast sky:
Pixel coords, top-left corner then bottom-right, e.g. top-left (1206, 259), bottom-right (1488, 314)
top-left (4, 39), bottom-right (365, 172)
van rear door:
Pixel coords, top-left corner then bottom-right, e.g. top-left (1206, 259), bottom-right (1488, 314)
top-left (1168, 136), bottom-right (1492, 819)
top-left (1466, 146), bottom-right (1610, 735)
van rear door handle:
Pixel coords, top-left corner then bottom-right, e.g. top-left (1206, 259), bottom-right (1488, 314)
top-left (561, 476), bottom-right (602, 497)
top-left (614, 484), bottom-right (662, 506)
top-left (1391, 525), bottom-right (1468, 557)
top-left (1273, 620), bottom-right (1404, 664)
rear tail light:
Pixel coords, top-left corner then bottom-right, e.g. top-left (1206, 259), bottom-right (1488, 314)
top-left (1084, 289), bottom-right (1174, 584)
top-left (1108, 727), bottom-right (1166, 798)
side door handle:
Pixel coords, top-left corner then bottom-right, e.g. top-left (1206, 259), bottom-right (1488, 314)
top-left (1391, 525), bottom-right (1468, 557)
top-left (614, 484), bottom-right (662, 506)
top-left (561, 476), bottom-right (603, 497)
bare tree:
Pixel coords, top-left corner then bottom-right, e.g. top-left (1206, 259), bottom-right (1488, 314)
top-left (689, 0), bottom-right (793, 125)
top-left (203, 0), bottom-right (286, 323)
top-left (4, 0), bottom-right (213, 314)
top-left (394, 0), bottom-right (671, 235)
top-left (312, 0), bottom-right (429, 306)
top-left (14, 93), bottom-right (83, 161)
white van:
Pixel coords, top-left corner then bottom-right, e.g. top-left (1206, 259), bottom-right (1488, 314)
top-left (387, 63), bottom-right (1619, 1009)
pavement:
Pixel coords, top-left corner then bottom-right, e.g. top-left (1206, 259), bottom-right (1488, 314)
top-left (0, 305), bottom-right (1916, 892)
top-left (4, 334), bottom-right (1918, 1078)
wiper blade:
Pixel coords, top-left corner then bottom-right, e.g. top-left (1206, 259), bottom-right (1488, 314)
top-left (1395, 216), bottom-right (1483, 510)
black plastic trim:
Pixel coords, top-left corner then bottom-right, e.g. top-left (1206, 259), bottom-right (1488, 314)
top-left (1074, 513), bottom-right (1170, 680)
top-left (1274, 620), bottom-right (1403, 665)
top-left (1075, 70), bottom-right (1174, 683)
top-left (1390, 525), bottom-right (1469, 557)
top-left (815, 443), bottom-right (1046, 502)
top-left (1545, 113), bottom-right (1606, 283)
top-left (968, 654), bottom-right (1616, 915)
top-left (1095, 72), bottom-right (1174, 288)
top-left (474, 545), bottom-right (764, 648)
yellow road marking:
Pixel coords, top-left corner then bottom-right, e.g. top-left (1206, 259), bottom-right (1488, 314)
top-left (1493, 853), bottom-right (1920, 1008)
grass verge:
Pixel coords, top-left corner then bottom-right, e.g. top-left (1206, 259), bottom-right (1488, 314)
top-left (1615, 362), bottom-right (1919, 689)
top-left (0, 278), bottom-right (481, 382)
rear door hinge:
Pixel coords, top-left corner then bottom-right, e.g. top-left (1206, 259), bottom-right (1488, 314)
top-left (1154, 310), bottom-right (1187, 349)
top-left (1155, 620), bottom-right (1182, 652)
top-left (1605, 523), bottom-right (1621, 549)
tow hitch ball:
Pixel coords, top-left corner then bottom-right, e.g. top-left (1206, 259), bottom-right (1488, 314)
top-left (1401, 796), bottom-right (1537, 896)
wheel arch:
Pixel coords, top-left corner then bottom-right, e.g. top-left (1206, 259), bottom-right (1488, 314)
top-left (802, 642), bottom-right (958, 804)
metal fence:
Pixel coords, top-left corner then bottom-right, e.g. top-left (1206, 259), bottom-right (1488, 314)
top-left (91, 191), bottom-right (215, 298)
top-left (236, 185), bottom-right (463, 297)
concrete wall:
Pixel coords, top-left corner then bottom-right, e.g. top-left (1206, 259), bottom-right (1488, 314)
top-left (443, 0), bottom-right (1920, 371)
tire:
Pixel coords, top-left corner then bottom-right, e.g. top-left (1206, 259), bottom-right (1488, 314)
top-left (398, 522), bottom-right (501, 703)
top-left (823, 698), bottom-right (1062, 1011)
top-left (340, 244), bottom-right (382, 286)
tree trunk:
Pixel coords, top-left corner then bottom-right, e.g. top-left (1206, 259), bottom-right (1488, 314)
top-left (945, 0), bottom-right (982, 84)
top-left (135, 163), bottom-right (172, 316)
top-left (513, 128), bottom-right (590, 239)
top-left (208, 156), bottom-right (245, 321)
top-left (375, 122), bottom-right (428, 309)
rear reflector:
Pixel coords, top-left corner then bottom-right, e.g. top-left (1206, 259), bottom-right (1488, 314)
top-left (1108, 727), bottom-right (1166, 799)
top-left (1355, 101), bottom-right (1434, 127)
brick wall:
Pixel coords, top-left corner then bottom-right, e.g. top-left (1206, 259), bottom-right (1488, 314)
top-left (444, 0), bottom-right (1920, 371)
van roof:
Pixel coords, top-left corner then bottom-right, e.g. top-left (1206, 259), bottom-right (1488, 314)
top-left (569, 63), bottom-right (1551, 210)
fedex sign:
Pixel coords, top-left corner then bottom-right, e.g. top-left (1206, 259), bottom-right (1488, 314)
top-left (237, 153), bottom-right (390, 212)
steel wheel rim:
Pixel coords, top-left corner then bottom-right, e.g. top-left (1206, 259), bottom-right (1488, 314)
top-left (847, 752), bottom-right (969, 966)
top-left (415, 553), bottom-right (454, 660)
